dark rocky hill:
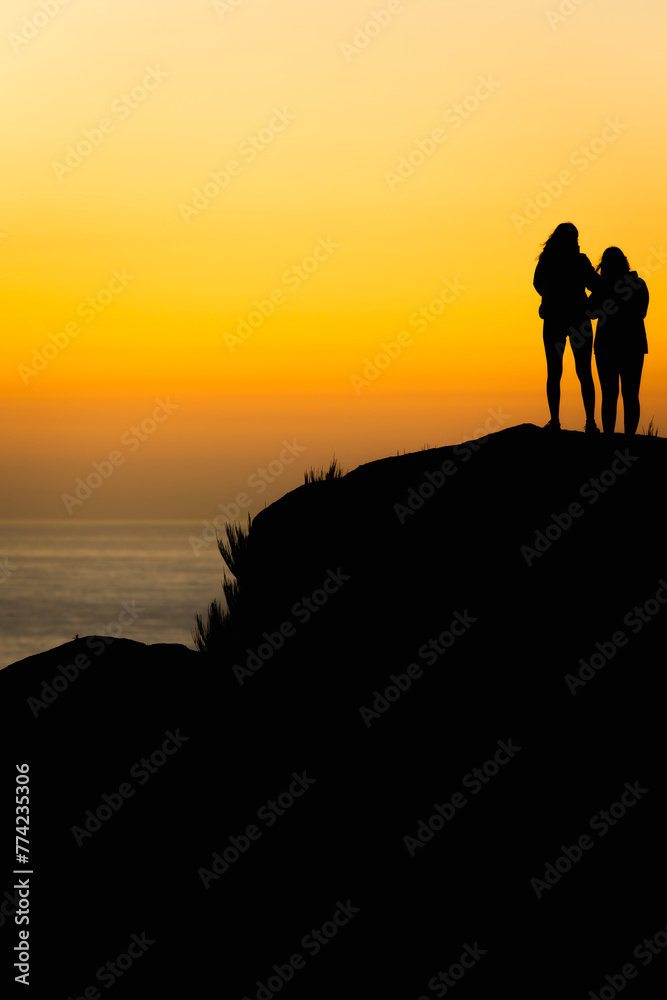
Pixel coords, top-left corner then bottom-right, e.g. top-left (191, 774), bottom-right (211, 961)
top-left (4, 424), bottom-right (666, 998)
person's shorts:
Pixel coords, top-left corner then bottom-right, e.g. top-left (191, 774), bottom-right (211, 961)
top-left (543, 316), bottom-right (593, 356)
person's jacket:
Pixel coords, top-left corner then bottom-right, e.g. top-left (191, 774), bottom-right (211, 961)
top-left (589, 271), bottom-right (649, 355)
top-left (533, 251), bottom-right (599, 324)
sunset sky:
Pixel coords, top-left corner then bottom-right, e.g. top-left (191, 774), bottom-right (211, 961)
top-left (2, 0), bottom-right (666, 520)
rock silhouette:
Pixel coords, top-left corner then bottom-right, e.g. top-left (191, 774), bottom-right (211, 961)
top-left (4, 424), bottom-right (667, 997)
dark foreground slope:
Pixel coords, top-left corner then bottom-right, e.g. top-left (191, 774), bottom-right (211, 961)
top-left (3, 424), bottom-right (667, 998)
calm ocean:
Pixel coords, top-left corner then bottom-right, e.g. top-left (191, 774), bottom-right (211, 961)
top-left (0, 521), bottom-right (230, 668)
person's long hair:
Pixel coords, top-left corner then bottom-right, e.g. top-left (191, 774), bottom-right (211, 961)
top-left (596, 246), bottom-right (630, 278)
top-left (536, 222), bottom-right (579, 261)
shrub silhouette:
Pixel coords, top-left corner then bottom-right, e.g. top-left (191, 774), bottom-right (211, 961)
top-left (194, 457), bottom-right (347, 653)
top-left (192, 515), bottom-right (251, 653)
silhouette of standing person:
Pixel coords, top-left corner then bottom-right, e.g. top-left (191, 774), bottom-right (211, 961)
top-left (533, 222), bottom-right (600, 432)
top-left (590, 247), bottom-right (649, 435)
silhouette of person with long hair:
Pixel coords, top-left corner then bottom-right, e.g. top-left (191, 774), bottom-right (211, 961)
top-left (533, 222), bottom-right (600, 432)
top-left (589, 247), bottom-right (649, 435)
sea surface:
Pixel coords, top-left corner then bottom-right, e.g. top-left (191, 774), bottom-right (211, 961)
top-left (0, 521), bottom-right (230, 668)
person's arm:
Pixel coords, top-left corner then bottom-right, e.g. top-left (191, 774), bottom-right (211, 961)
top-left (581, 254), bottom-right (601, 293)
top-left (533, 260), bottom-right (544, 295)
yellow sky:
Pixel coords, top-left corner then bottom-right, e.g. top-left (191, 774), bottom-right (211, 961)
top-left (2, 0), bottom-right (666, 519)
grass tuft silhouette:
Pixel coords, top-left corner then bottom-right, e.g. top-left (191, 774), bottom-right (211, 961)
top-left (641, 417), bottom-right (659, 436)
top-left (303, 455), bottom-right (345, 484)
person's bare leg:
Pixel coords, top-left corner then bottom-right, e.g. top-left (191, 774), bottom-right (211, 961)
top-left (574, 340), bottom-right (597, 426)
top-left (544, 332), bottom-right (564, 426)
top-left (595, 355), bottom-right (619, 434)
top-left (620, 355), bottom-right (644, 436)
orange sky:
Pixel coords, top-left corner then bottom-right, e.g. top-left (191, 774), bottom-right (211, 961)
top-left (2, 0), bottom-right (666, 520)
